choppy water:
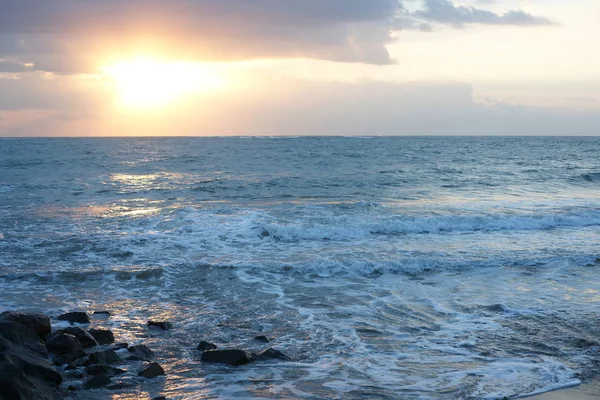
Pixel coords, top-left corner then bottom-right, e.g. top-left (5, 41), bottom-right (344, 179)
top-left (1, 136), bottom-right (600, 399)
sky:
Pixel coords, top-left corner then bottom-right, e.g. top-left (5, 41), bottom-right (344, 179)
top-left (0, 0), bottom-right (599, 136)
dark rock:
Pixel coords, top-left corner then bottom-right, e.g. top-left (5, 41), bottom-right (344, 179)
top-left (53, 348), bottom-right (86, 366)
top-left (0, 321), bottom-right (62, 400)
top-left (197, 341), bottom-right (217, 352)
top-left (201, 349), bottom-right (254, 366)
top-left (57, 312), bottom-right (90, 324)
top-left (107, 379), bottom-right (139, 390)
top-left (111, 342), bottom-right (129, 350)
top-left (152, 397), bottom-right (167, 400)
top-left (60, 327), bottom-right (97, 348)
top-left (138, 362), bottom-right (165, 379)
top-left (45, 333), bottom-right (82, 355)
top-left (93, 311), bottom-right (111, 317)
top-left (84, 374), bottom-right (111, 389)
top-left (88, 328), bottom-right (115, 345)
top-left (87, 349), bottom-right (120, 365)
top-left (0, 311), bottom-right (51, 339)
top-left (253, 335), bottom-right (270, 343)
top-left (127, 345), bottom-right (154, 361)
top-left (147, 321), bottom-right (173, 331)
top-left (256, 348), bottom-right (291, 361)
top-left (85, 365), bottom-right (126, 377)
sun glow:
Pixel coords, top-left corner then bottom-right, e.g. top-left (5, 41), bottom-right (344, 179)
top-left (102, 57), bottom-right (225, 108)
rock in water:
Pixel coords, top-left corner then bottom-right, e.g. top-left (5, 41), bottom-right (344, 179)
top-left (138, 362), bottom-right (165, 379)
top-left (147, 321), bottom-right (173, 331)
top-left (53, 348), bottom-right (86, 366)
top-left (85, 365), bottom-right (126, 377)
top-left (88, 328), bottom-right (115, 345)
top-left (127, 345), bottom-right (154, 361)
top-left (60, 327), bottom-right (98, 348)
top-left (0, 321), bottom-right (62, 399)
top-left (256, 348), bottom-right (291, 361)
top-left (45, 333), bottom-right (82, 355)
top-left (197, 341), bottom-right (217, 352)
top-left (84, 374), bottom-right (111, 389)
top-left (57, 312), bottom-right (90, 324)
top-left (93, 311), bottom-right (111, 317)
top-left (87, 349), bottom-right (120, 365)
top-left (0, 311), bottom-right (51, 339)
top-left (201, 349), bottom-right (254, 366)
top-left (253, 335), bottom-right (270, 343)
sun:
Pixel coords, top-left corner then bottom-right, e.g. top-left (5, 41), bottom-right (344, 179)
top-left (101, 57), bottom-right (225, 108)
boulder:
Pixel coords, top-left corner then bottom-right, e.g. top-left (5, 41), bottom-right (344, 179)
top-left (147, 321), bottom-right (173, 331)
top-left (45, 333), bottom-right (82, 355)
top-left (111, 342), bottom-right (128, 350)
top-left (52, 348), bottom-right (86, 366)
top-left (85, 365), bottom-right (126, 377)
top-left (138, 362), bottom-right (165, 379)
top-left (201, 349), bottom-right (254, 366)
top-left (0, 311), bottom-right (51, 338)
top-left (57, 312), bottom-right (90, 324)
top-left (197, 341), bottom-right (217, 352)
top-left (60, 327), bottom-right (97, 348)
top-left (256, 348), bottom-right (291, 361)
top-left (253, 335), bottom-right (270, 343)
top-left (0, 321), bottom-right (62, 400)
top-left (87, 349), bottom-right (120, 365)
top-left (83, 374), bottom-right (111, 389)
top-left (127, 345), bottom-right (154, 361)
top-left (88, 328), bottom-right (115, 345)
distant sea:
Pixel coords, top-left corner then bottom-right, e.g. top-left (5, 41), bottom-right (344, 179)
top-left (1, 136), bottom-right (600, 399)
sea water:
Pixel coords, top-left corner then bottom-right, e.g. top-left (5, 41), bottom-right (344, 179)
top-left (1, 136), bottom-right (599, 399)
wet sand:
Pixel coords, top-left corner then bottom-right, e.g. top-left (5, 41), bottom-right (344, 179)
top-left (527, 379), bottom-right (600, 399)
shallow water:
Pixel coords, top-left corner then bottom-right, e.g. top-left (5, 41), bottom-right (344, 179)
top-left (1, 136), bottom-right (599, 399)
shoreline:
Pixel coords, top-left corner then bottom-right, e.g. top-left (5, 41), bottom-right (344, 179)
top-left (526, 379), bottom-right (600, 399)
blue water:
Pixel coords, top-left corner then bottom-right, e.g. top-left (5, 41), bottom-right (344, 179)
top-left (1, 137), bottom-right (599, 399)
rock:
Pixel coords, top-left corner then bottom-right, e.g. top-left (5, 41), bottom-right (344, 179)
top-left (138, 362), bottom-right (165, 379)
top-left (197, 341), bottom-right (217, 352)
top-left (147, 321), bottom-right (173, 331)
top-left (83, 374), bottom-right (111, 389)
top-left (0, 321), bottom-right (62, 400)
top-left (88, 328), bottom-right (115, 345)
top-left (201, 349), bottom-right (254, 366)
top-left (256, 348), bottom-right (291, 361)
top-left (87, 349), bottom-right (120, 365)
top-left (45, 333), bottom-right (82, 355)
top-left (0, 311), bottom-right (51, 339)
top-left (253, 335), bottom-right (270, 343)
top-left (111, 342), bottom-right (129, 350)
top-left (152, 397), bottom-right (167, 400)
top-left (127, 345), bottom-right (154, 361)
top-left (93, 311), bottom-right (111, 317)
top-left (60, 327), bottom-right (97, 348)
top-left (53, 348), bottom-right (86, 366)
top-left (57, 312), bottom-right (90, 324)
top-left (85, 365), bottom-right (126, 377)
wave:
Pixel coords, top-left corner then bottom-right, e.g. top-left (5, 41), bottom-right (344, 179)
top-left (581, 172), bottom-right (600, 183)
top-left (249, 210), bottom-right (600, 241)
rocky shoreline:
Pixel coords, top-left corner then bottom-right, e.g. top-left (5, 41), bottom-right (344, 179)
top-left (0, 310), bottom-right (291, 399)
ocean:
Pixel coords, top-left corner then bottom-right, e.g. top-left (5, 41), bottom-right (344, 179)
top-left (1, 136), bottom-right (599, 399)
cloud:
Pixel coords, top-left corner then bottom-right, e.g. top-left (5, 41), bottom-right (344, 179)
top-left (0, 0), bottom-right (403, 70)
top-left (414, 0), bottom-right (555, 28)
top-left (1, 72), bottom-right (598, 137)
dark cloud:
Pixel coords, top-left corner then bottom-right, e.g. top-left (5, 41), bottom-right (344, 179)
top-left (414, 0), bottom-right (555, 28)
top-left (0, 0), bottom-right (403, 69)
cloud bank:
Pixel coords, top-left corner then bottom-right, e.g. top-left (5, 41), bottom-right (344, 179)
top-left (0, 0), bottom-right (555, 72)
